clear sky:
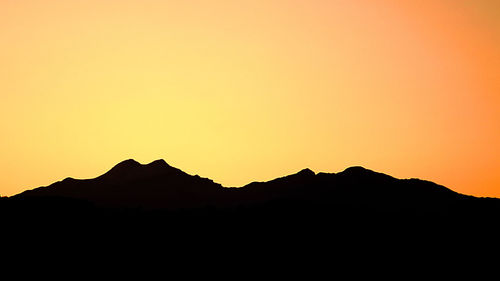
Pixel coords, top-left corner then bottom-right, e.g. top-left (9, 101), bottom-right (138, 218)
top-left (1, 0), bottom-right (499, 197)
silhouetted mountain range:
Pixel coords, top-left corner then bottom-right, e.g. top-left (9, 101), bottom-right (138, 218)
top-left (6, 159), bottom-right (500, 219)
top-left (3, 159), bottom-right (500, 264)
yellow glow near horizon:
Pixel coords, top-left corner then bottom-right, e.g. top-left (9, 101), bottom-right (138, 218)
top-left (1, 0), bottom-right (499, 197)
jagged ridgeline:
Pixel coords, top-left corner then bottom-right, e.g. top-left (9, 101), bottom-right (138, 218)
top-left (5, 159), bottom-right (499, 218)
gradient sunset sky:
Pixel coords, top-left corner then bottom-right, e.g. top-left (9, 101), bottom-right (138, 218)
top-left (1, 0), bottom-right (499, 197)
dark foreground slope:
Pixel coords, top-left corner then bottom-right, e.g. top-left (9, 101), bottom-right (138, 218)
top-left (2, 159), bottom-right (500, 270)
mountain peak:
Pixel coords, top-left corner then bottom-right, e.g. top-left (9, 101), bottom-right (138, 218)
top-left (100, 159), bottom-right (143, 178)
top-left (342, 166), bottom-right (371, 174)
top-left (109, 159), bottom-right (142, 171)
top-left (147, 159), bottom-right (170, 167)
top-left (297, 168), bottom-right (315, 176)
top-left (339, 166), bottom-right (396, 182)
top-left (115, 159), bottom-right (141, 168)
top-left (100, 159), bottom-right (175, 180)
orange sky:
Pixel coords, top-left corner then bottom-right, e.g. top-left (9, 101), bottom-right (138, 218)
top-left (1, 0), bottom-right (499, 197)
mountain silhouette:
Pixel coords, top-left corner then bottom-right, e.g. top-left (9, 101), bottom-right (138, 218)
top-left (16, 159), bottom-right (223, 209)
top-left (3, 158), bottom-right (500, 266)
top-left (9, 159), bottom-right (500, 219)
